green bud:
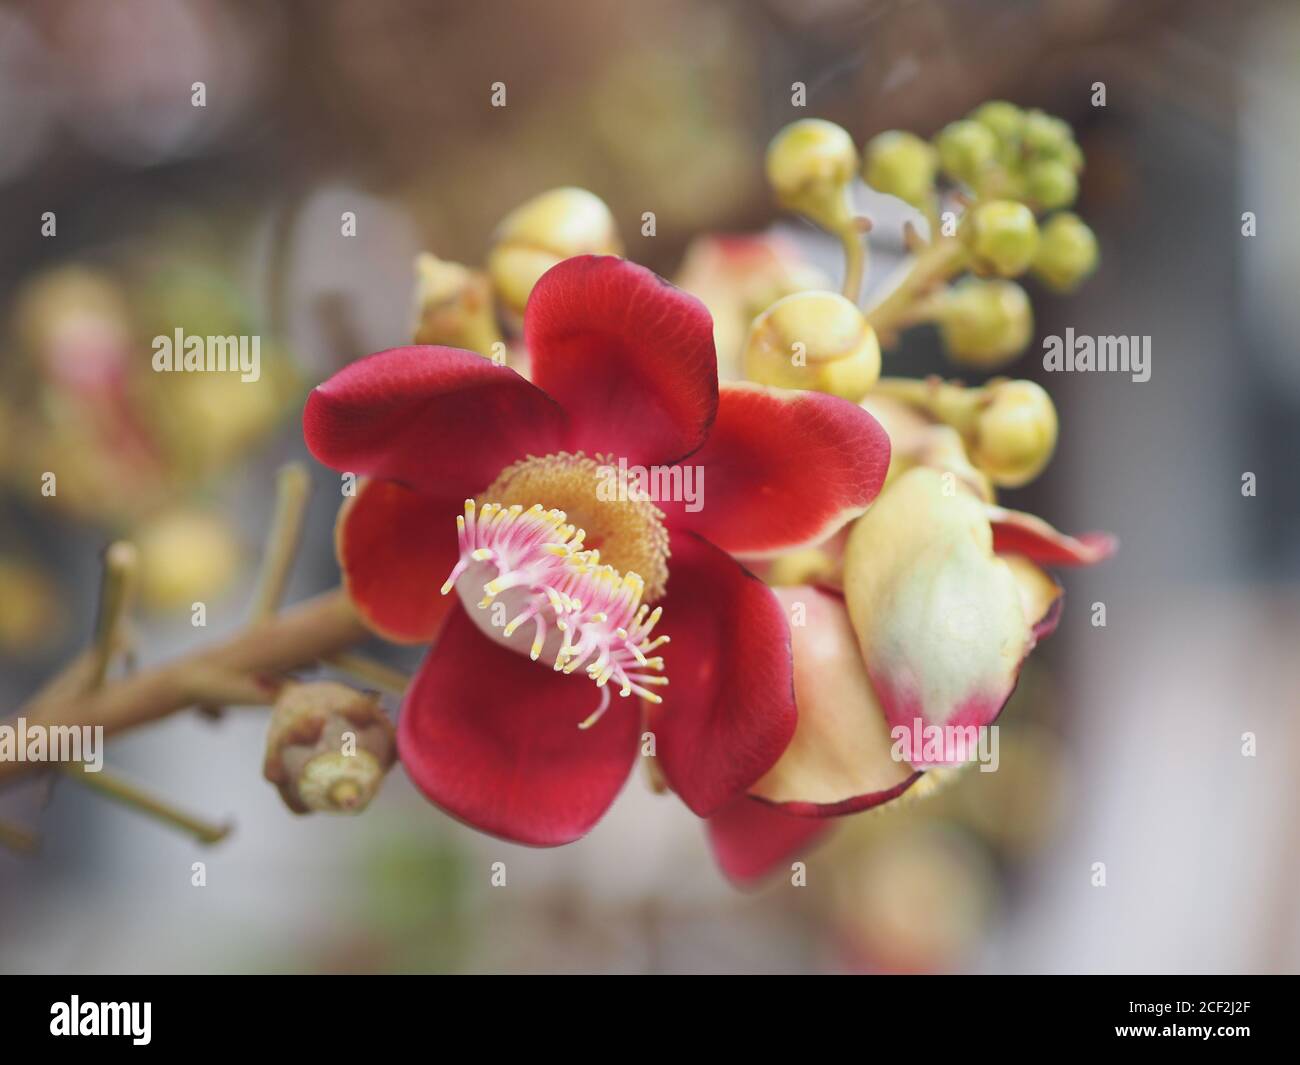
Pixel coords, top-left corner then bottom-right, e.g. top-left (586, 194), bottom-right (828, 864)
top-left (963, 200), bottom-right (1040, 277)
top-left (1025, 160), bottom-right (1079, 210)
top-left (971, 101), bottom-right (1024, 146)
top-left (939, 278), bottom-right (1034, 369)
top-left (971, 380), bottom-right (1058, 488)
top-left (1031, 212), bottom-right (1099, 292)
top-left (1021, 109), bottom-right (1074, 159)
top-left (935, 120), bottom-right (999, 185)
top-left (1060, 140), bottom-right (1085, 173)
top-left (863, 130), bottom-right (937, 208)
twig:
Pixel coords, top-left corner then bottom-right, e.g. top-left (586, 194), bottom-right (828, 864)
top-left (250, 463), bottom-right (313, 622)
top-left (326, 652), bottom-right (411, 695)
top-left (64, 763), bottom-right (231, 845)
top-left (0, 589), bottom-right (368, 787)
top-left (89, 541), bottom-right (138, 689)
top-left (865, 238), bottom-right (966, 341)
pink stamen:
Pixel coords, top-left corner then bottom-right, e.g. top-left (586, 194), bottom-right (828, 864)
top-left (442, 500), bottom-right (670, 725)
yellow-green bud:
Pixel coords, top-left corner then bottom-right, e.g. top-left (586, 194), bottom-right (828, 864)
top-left (1025, 160), bottom-right (1078, 210)
top-left (971, 101), bottom-right (1024, 146)
top-left (765, 119), bottom-right (858, 231)
top-left (868, 376), bottom-right (1056, 488)
top-left (963, 200), bottom-right (1040, 277)
top-left (1021, 109), bottom-right (1074, 159)
top-left (970, 380), bottom-right (1058, 487)
top-left (938, 278), bottom-right (1033, 369)
top-left (934, 119), bottom-right (998, 185)
top-left (863, 130), bottom-right (937, 208)
top-left (488, 187), bottom-right (621, 316)
top-left (1032, 212), bottom-right (1099, 292)
top-left (743, 290), bottom-right (881, 401)
top-left (136, 509), bottom-right (241, 611)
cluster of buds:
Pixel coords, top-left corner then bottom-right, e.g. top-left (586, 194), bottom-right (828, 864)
top-left (263, 681), bottom-right (396, 815)
top-left (751, 104), bottom-right (1099, 386)
top-left (410, 186), bottom-right (623, 362)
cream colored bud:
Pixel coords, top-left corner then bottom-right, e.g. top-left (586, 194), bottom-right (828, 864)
top-left (765, 119), bottom-right (858, 232)
top-left (264, 681), bottom-right (396, 815)
top-left (869, 375), bottom-right (1057, 487)
top-left (412, 253), bottom-right (502, 354)
top-left (136, 509), bottom-right (241, 611)
top-left (970, 379), bottom-right (1058, 488)
top-left (743, 290), bottom-right (880, 400)
top-left (488, 187), bottom-right (621, 316)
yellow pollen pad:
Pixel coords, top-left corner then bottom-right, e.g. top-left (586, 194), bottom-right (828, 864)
top-left (480, 451), bottom-right (671, 600)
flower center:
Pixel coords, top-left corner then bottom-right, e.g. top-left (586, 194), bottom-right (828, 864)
top-left (479, 451), bottom-right (670, 601)
top-left (439, 498), bottom-right (669, 728)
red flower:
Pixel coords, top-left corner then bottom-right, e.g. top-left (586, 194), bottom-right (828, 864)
top-left (703, 480), bottom-right (1116, 886)
top-left (304, 255), bottom-right (890, 846)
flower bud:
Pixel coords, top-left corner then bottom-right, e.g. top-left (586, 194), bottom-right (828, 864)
top-left (861, 393), bottom-right (995, 503)
top-left (870, 376), bottom-right (1057, 487)
top-left (862, 130), bottom-right (937, 208)
top-left (970, 379), bottom-right (1058, 487)
top-left (971, 100), bottom-right (1024, 147)
top-left (938, 278), bottom-right (1033, 369)
top-left (934, 119), bottom-right (998, 185)
top-left (765, 119), bottom-right (858, 231)
top-left (488, 188), bottom-right (621, 316)
top-left (1025, 160), bottom-right (1078, 211)
top-left (1021, 109), bottom-right (1074, 159)
top-left (1031, 212), bottom-right (1099, 293)
top-left (743, 290), bottom-right (881, 400)
top-left (136, 509), bottom-right (241, 611)
top-left (263, 681), bottom-right (396, 815)
top-left (962, 200), bottom-right (1039, 277)
top-left (0, 558), bottom-right (65, 653)
top-left (412, 253), bottom-right (502, 355)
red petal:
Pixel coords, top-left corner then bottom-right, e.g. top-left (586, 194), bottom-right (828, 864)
top-left (336, 479), bottom-right (459, 644)
top-left (670, 384), bottom-right (890, 556)
top-left (525, 256), bottom-right (719, 464)
top-left (706, 795), bottom-right (833, 886)
top-left (987, 505), bottom-right (1117, 566)
top-left (647, 531), bottom-right (797, 817)
top-left (304, 345), bottom-right (568, 497)
top-left (397, 605), bottom-right (641, 846)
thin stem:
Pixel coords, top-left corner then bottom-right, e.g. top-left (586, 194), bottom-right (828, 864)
top-left (326, 652), bottom-right (410, 695)
top-left (865, 238), bottom-right (966, 342)
top-left (250, 463), bottom-right (312, 622)
top-left (64, 763), bottom-right (231, 845)
top-left (90, 541), bottom-right (138, 689)
top-left (839, 222), bottom-right (867, 303)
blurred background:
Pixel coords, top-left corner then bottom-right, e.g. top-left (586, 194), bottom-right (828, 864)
top-left (2, 0), bottom-right (1298, 973)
